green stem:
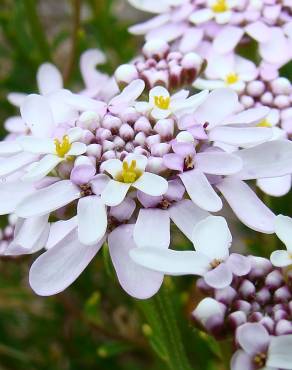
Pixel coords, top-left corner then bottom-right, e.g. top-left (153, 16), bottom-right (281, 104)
top-left (138, 283), bottom-right (194, 370)
top-left (23, 0), bottom-right (51, 61)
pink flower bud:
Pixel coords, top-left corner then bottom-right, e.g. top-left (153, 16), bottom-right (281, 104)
top-left (86, 144), bottom-right (102, 159)
top-left (154, 119), bottom-right (174, 139)
top-left (151, 143), bottom-right (171, 157)
top-left (239, 279), bottom-right (256, 299)
top-left (271, 77), bottom-right (291, 95)
top-left (260, 92), bottom-right (274, 105)
top-left (119, 123), bottom-right (135, 141)
top-left (246, 81), bottom-right (265, 97)
top-left (102, 140), bottom-right (115, 152)
top-left (102, 114), bottom-right (122, 133)
top-left (227, 311), bottom-right (247, 330)
top-left (114, 64), bottom-right (138, 84)
top-left (134, 117), bottom-right (152, 134)
top-left (134, 132), bottom-right (146, 146)
top-left (145, 134), bottom-right (161, 148)
top-left (143, 39), bottom-right (169, 59)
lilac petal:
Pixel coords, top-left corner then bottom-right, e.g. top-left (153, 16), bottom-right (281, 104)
top-left (223, 106), bottom-right (269, 126)
top-left (165, 179), bottom-right (185, 201)
top-left (234, 141), bottom-right (292, 180)
top-left (37, 63), bottom-right (63, 95)
top-left (146, 22), bottom-right (187, 43)
top-left (187, 125), bottom-right (208, 140)
top-left (29, 229), bottom-right (104, 296)
top-left (179, 28), bottom-right (204, 53)
top-left (0, 181), bottom-right (35, 215)
top-left (216, 178), bottom-right (275, 233)
top-left (90, 174), bottom-right (110, 196)
top-left (129, 14), bottom-right (170, 35)
top-left (209, 127), bottom-right (272, 146)
top-left (110, 197), bottom-right (136, 222)
top-left (172, 140), bottom-right (196, 156)
top-left (245, 21), bottom-right (272, 43)
top-left (108, 224), bottom-right (163, 299)
top-left (70, 164), bottom-right (96, 185)
top-left (231, 350), bottom-right (253, 370)
top-left (130, 248), bottom-right (209, 276)
top-left (134, 208), bottom-right (170, 248)
top-left (168, 199), bottom-right (209, 240)
top-left (196, 152), bottom-right (242, 175)
top-left (267, 335), bottom-right (292, 369)
top-left (46, 217), bottom-right (77, 249)
top-left (226, 254), bottom-right (251, 276)
top-left (163, 153), bottom-right (184, 171)
top-left (204, 263), bottom-right (233, 289)
top-left (257, 175), bottom-right (291, 197)
top-left (213, 26), bottom-right (244, 54)
top-left (110, 79), bottom-right (145, 106)
top-left (236, 323), bottom-right (270, 355)
top-left (179, 169), bottom-right (222, 212)
top-left (137, 191), bottom-right (162, 208)
top-left (79, 49), bottom-right (106, 88)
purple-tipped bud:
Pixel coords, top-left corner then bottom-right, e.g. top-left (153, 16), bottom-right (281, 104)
top-left (233, 300), bottom-right (251, 314)
top-left (250, 302), bottom-right (261, 312)
top-left (151, 143), bottom-right (171, 157)
top-left (133, 146), bottom-right (149, 156)
top-left (146, 156), bottom-right (166, 174)
top-left (86, 144), bottom-right (102, 159)
top-left (196, 277), bottom-right (214, 294)
top-left (215, 286), bottom-right (237, 305)
top-left (181, 52), bottom-right (202, 69)
top-left (120, 107), bottom-right (140, 123)
top-left (246, 81), bottom-right (265, 97)
top-left (274, 286), bottom-right (291, 303)
top-left (248, 256), bottom-right (272, 280)
top-left (102, 114), bottom-right (122, 133)
top-left (274, 95), bottom-right (290, 109)
top-left (102, 140), bottom-right (115, 152)
top-left (260, 92), bottom-right (273, 105)
top-left (119, 124), bottom-right (135, 141)
top-left (273, 309), bottom-right (288, 322)
top-left (265, 270), bottom-right (284, 290)
top-left (240, 95), bottom-right (254, 108)
top-left (101, 150), bottom-right (116, 162)
top-left (259, 317), bottom-right (275, 334)
top-left (113, 136), bottom-right (125, 149)
top-left (134, 132), bottom-right (146, 146)
top-left (275, 319), bottom-right (292, 335)
top-left (96, 127), bottom-right (112, 141)
top-left (134, 117), bottom-right (152, 134)
top-left (146, 134), bottom-right (161, 147)
top-left (270, 77), bottom-right (291, 95)
top-left (249, 312), bottom-right (264, 322)
top-left (239, 279), bottom-right (256, 299)
top-left (227, 311), bottom-right (247, 330)
top-left (78, 110), bottom-right (100, 130)
top-left (256, 287), bottom-right (271, 305)
top-left (154, 119), bottom-right (174, 139)
top-left (142, 39), bottom-right (169, 59)
top-left (82, 130), bottom-right (95, 144)
top-left (114, 64), bottom-right (139, 85)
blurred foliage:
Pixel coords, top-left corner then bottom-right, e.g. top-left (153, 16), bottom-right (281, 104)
top-left (0, 1), bottom-right (291, 369)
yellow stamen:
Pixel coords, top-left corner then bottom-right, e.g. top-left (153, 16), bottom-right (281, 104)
top-left (116, 160), bottom-right (142, 183)
top-left (253, 353), bottom-right (266, 368)
top-left (225, 72), bottom-right (239, 85)
top-left (257, 119), bottom-right (272, 128)
top-left (211, 0), bottom-right (229, 12)
top-left (154, 96), bottom-right (170, 110)
top-left (54, 135), bottom-right (72, 158)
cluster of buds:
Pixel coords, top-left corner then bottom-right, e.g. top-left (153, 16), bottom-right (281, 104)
top-left (193, 255), bottom-right (292, 339)
top-left (115, 39), bottom-right (205, 90)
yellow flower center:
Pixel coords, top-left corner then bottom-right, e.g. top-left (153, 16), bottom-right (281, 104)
top-left (116, 160), bottom-right (142, 183)
top-left (253, 353), bottom-right (266, 368)
top-left (154, 96), bottom-right (170, 110)
top-left (54, 135), bottom-right (72, 158)
top-left (225, 72), bottom-right (239, 85)
top-left (211, 0), bottom-right (229, 12)
top-left (257, 119), bottom-right (272, 128)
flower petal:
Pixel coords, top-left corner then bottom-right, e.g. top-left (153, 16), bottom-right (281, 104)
top-left (196, 152), bottom-right (242, 175)
top-left (179, 169), bottom-right (222, 212)
top-left (110, 79), bottom-right (145, 106)
top-left (20, 94), bottom-right (56, 138)
top-left (18, 136), bottom-right (55, 154)
top-left (236, 323), bottom-right (270, 355)
top-left (192, 216), bottom-right (231, 259)
top-left (77, 196), bottom-right (107, 245)
top-left (234, 140), bottom-right (292, 180)
top-left (216, 178), bottom-right (275, 233)
top-left (37, 63), bottom-right (63, 95)
top-left (130, 248), bottom-right (209, 275)
top-left (267, 335), bottom-right (292, 369)
top-left (110, 197), bottom-right (136, 222)
top-left (133, 172), bottom-right (168, 196)
top-left (0, 181), bottom-right (35, 215)
top-left (101, 158), bottom-right (123, 178)
top-left (125, 153), bottom-right (148, 172)
top-left (0, 152), bottom-right (37, 177)
top-left (274, 214), bottom-right (292, 253)
top-left (257, 176), bottom-right (291, 197)
top-left (29, 229), bottom-right (104, 296)
top-left (16, 180), bottom-right (80, 218)
top-left (108, 224), bottom-right (164, 299)
top-left (22, 154), bottom-right (63, 182)
top-left (67, 142), bottom-right (87, 156)
top-left (134, 208), bottom-right (170, 248)
top-left (101, 180), bottom-right (130, 206)
top-left (189, 9), bottom-right (213, 24)
top-left (213, 26), bottom-right (244, 54)
top-left (169, 199), bottom-right (209, 240)
top-left (230, 350), bottom-right (253, 370)
top-left (46, 217), bottom-right (77, 249)
top-left (0, 141), bottom-right (22, 156)
top-left (209, 127), bottom-right (272, 146)
top-left (223, 106), bottom-right (269, 126)
top-left (226, 254), bottom-right (251, 276)
top-left (204, 263), bottom-right (233, 289)
top-left (270, 250), bottom-right (292, 267)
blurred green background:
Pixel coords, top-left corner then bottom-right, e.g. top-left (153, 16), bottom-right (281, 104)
top-left (0, 1), bottom-right (291, 369)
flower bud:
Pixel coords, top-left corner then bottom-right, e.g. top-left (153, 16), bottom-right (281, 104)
top-left (143, 39), bottom-right (169, 59)
top-left (102, 114), bottom-right (122, 133)
top-left (154, 119), bottom-right (174, 139)
top-left (259, 317), bottom-right (274, 334)
top-left (239, 279), bottom-right (256, 299)
top-left (260, 92), bottom-right (273, 105)
top-left (233, 300), bottom-right (251, 314)
top-left (134, 117), bottom-right (152, 134)
top-left (146, 156), bottom-right (166, 174)
top-left (215, 286), bottom-right (237, 305)
top-left (78, 110), bottom-right (100, 130)
top-left (271, 77), bottom-right (291, 95)
top-left (119, 124), bottom-right (135, 141)
top-left (146, 134), bottom-right (161, 148)
top-left (227, 311), bottom-right (247, 330)
top-left (151, 143), bottom-right (171, 157)
top-left (274, 95), bottom-right (290, 109)
top-left (275, 319), bottom-right (292, 335)
top-left (256, 287), bottom-right (271, 305)
top-left (265, 270), bottom-right (284, 290)
top-left (274, 286), bottom-right (291, 303)
top-left (114, 64), bottom-right (138, 85)
top-left (86, 144), bottom-right (102, 159)
top-left (96, 127), bottom-right (112, 141)
top-left (246, 81), bottom-right (265, 97)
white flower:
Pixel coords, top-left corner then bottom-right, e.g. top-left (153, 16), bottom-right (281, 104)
top-left (101, 154), bottom-right (168, 206)
top-left (135, 86), bottom-right (208, 119)
top-left (270, 215), bottom-right (292, 267)
top-left (18, 127), bottom-right (87, 182)
top-left (189, 0), bottom-right (238, 25)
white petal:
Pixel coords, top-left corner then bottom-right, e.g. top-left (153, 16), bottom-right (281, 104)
top-left (102, 159), bottom-right (123, 178)
top-left (209, 127), bottom-right (272, 146)
top-left (133, 172), bottom-right (168, 196)
top-left (46, 217), bottom-right (77, 249)
top-left (0, 152), bottom-right (36, 177)
top-left (4, 116), bottom-right (26, 134)
top-left (29, 229), bottom-right (104, 296)
top-left (270, 250), bottom-right (292, 267)
top-left (20, 94), bottom-right (55, 138)
top-left (169, 199), bottom-right (209, 240)
top-left (192, 216), bottom-right (231, 259)
top-left (108, 224), bottom-right (164, 299)
top-left (37, 63), bottom-right (63, 95)
top-left (151, 107), bottom-right (171, 120)
top-left (213, 26), bottom-right (244, 54)
top-left (67, 142), bottom-right (87, 156)
top-left (216, 178), bottom-right (275, 233)
top-left (7, 92), bottom-right (27, 107)
top-left (172, 90), bottom-right (209, 117)
top-left (267, 335), bottom-right (292, 369)
top-left (77, 196), bottom-right (107, 245)
top-left (0, 181), bottom-right (35, 215)
top-left (149, 86), bottom-right (170, 102)
top-left (16, 180), bottom-right (80, 218)
top-left (223, 106), bottom-right (270, 126)
top-left (110, 79), bottom-right (145, 106)
top-left (130, 248), bottom-right (209, 275)
top-left (22, 154), bottom-right (62, 182)
top-left (124, 153), bottom-right (148, 172)
top-left (189, 9), bottom-right (213, 24)
top-left (274, 214), bottom-right (292, 253)
top-left (18, 136), bottom-right (55, 154)
top-left (0, 141), bottom-right (22, 156)
top-left (234, 140), bottom-right (292, 180)
top-left (257, 175), bottom-right (291, 197)
top-left (134, 208), bottom-right (170, 248)
top-left (101, 180), bottom-right (130, 206)
top-left (179, 169), bottom-right (222, 212)
top-left (196, 152), bottom-right (242, 175)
